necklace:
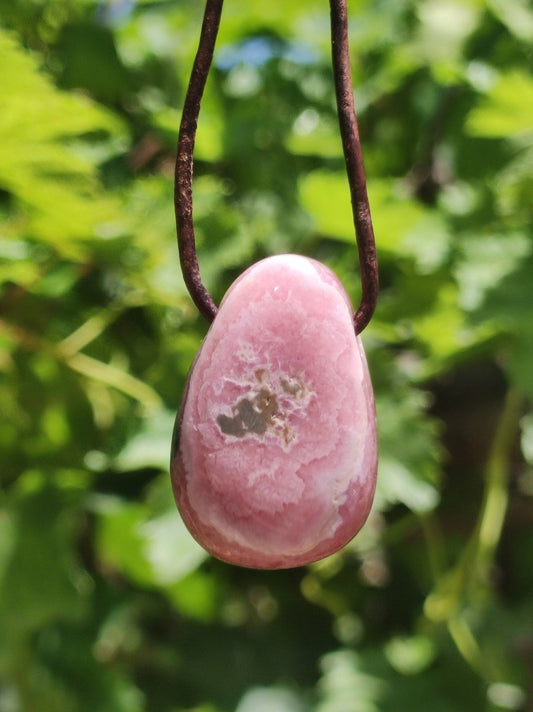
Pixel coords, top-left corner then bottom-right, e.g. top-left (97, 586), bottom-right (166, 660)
top-left (171, 0), bottom-right (378, 569)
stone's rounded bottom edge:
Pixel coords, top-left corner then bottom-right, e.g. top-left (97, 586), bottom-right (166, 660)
top-left (185, 502), bottom-right (375, 570)
top-left (170, 408), bottom-right (379, 571)
top-left (201, 530), bottom-right (364, 570)
top-left (171, 454), bottom-right (378, 570)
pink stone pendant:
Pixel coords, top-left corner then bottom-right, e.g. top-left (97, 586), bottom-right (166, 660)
top-left (171, 255), bottom-right (377, 569)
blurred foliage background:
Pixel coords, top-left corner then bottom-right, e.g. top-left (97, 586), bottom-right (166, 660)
top-left (1, 0), bottom-right (533, 710)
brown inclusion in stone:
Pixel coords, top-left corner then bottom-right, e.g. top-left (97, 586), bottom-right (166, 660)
top-left (217, 388), bottom-right (279, 439)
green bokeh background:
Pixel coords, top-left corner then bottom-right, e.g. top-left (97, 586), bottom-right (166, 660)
top-left (1, 0), bottom-right (533, 710)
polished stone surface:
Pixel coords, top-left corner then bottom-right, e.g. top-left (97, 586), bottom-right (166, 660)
top-left (171, 255), bottom-right (377, 568)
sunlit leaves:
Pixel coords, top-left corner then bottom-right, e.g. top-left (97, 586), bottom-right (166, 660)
top-left (487, 0), bottom-right (533, 42)
top-left (375, 388), bottom-right (440, 513)
top-left (286, 109), bottom-right (342, 158)
top-left (95, 476), bottom-right (207, 593)
top-left (113, 410), bottom-right (175, 472)
top-left (316, 650), bottom-right (384, 712)
top-left (455, 233), bottom-right (531, 311)
top-left (466, 71), bottom-right (533, 138)
top-left (235, 686), bottom-right (305, 712)
top-left (416, 0), bottom-right (481, 72)
top-left (300, 171), bottom-right (450, 272)
top-left (316, 642), bottom-right (486, 712)
top-left (384, 635), bottom-right (436, 676)
top-left (0, 29), bottom-right (124, 255)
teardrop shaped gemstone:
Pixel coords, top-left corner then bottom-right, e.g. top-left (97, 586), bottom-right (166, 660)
top-left (171, 254), bottom-right (377, 569)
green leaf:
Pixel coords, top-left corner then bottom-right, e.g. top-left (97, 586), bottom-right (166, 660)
top-left (316, 642), bottom-right (487, 712)
top-left (487, 0), bottom-right (533, 42)
top-left (0, 479), bottom-right (88, 638)
top-left (140, 510), bottom-right (207, 585)
top-left (376, 456), bottom-right (439, 513)
top-left (416, 0), bottom-right (482, 66)
top-left (411, 284), bottom-right (495, 367)
top-left (166, 570), bottom-right (220, 621)
top-left (236, 687), bottom-right (305, 712)
top-left (317, 650), bottom-right (385, 712)
top-left (384, 635), bottom-right (436, 676)
top-left (95, 499), bottom-right (154, 586)
top-left (286, 110), bottom-right (342, 158)
top-left (95, 484), bottom-right (207, 592)
top-left (0, 29), bottom-right (124, 255)
top-left (114, 410), bottom-right (176, 472)
top-left (466, 71), bottom-right (533, 138)
top-left (300, 172), bottom-right (450, 271)
top-left (374, 389), bottom-right (441, 513)
top-left (455, 233), bottom-right (531, 311)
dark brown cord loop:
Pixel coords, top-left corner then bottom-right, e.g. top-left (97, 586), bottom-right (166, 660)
top-left (174, 0), bottom-right (378, 333)
top-left (329, 0), bottom-right (378, 333)
top-left (174, 0), bottom-right (223, 323)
